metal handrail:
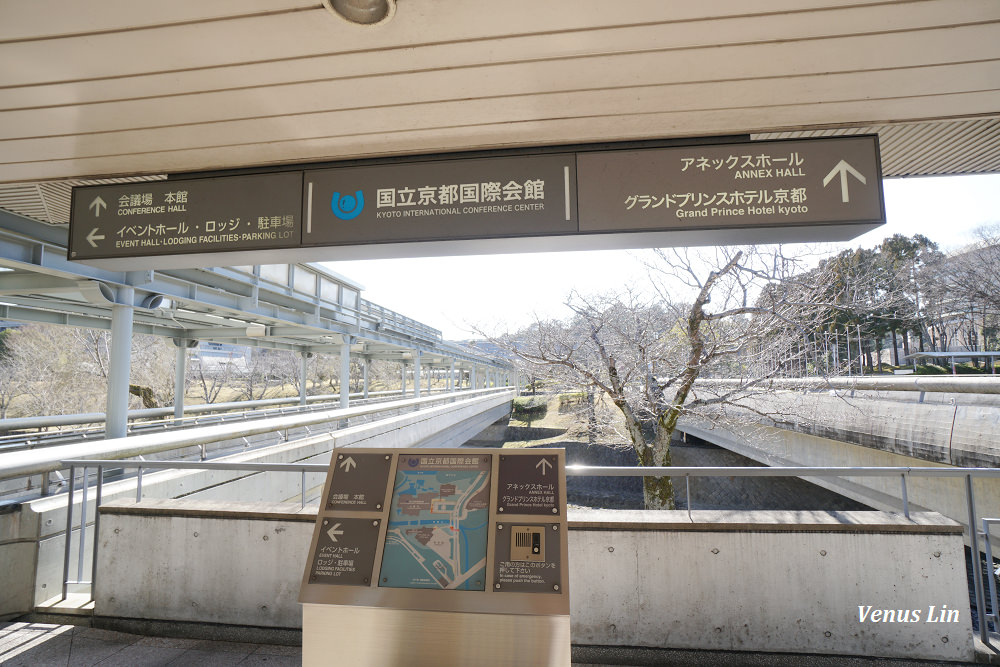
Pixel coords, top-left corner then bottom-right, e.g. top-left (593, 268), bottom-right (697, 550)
top-left (0, 389), bottom-right (409, 434)
top-left (694, 376), bottom-right (1000, 394)
top-left (0, 387), bottom-right (514, 483)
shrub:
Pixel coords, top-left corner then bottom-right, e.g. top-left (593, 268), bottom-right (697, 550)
top-left (512, 397), bottom-right (548, 426)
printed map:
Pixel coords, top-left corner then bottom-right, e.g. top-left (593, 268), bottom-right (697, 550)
top-left (379, 454), bottom-right (491, 590)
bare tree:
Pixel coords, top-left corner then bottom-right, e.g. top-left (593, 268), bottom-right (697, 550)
top-left (236, 348), bottom-right (284, 401)
top-left (191, 349), bottom-right (236, 404)
top-left (484, 246), bottom-right (848, 509)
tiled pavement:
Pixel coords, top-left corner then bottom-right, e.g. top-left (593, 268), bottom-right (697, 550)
top-left (0, 623), bottom-right (300, 667)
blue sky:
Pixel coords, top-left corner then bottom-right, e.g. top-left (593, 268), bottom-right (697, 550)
top-left (328, 174), bottom-right (1000, 340)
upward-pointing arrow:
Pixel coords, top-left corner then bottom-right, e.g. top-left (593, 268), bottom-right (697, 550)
top-left (822, 160), bottom-right (867, 203)
top-left (89, 196), bottom-right (107, 217)
top-left (339, 456), bottom-right (357, 472)
top-left (536, 458), bottom-right (552, 476)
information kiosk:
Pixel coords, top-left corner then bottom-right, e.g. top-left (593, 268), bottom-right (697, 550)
top-left (300, 447), bottom-right (569, 666)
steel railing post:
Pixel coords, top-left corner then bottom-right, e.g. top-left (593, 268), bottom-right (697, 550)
top-left (301, 469), bottom-right (306, 509)
top-left (61, 465), bottom-right (76, 601)
top-left (77, 466), bottom-right (88, 585)
top-left (91, 466), bottom-right (103, 592)
top-left (136, 466), bottom-right (143, 502)
top-left (685, 475), bottom-right (692, 522)
top-left (966, 474), bottom-right (989, 646)
top-left (983, 519), bottom-right (998, 636)
top-left (900, 473), bottom-right (910, 519)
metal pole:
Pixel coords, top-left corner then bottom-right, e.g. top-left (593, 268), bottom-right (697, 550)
top-left (845, 327), bottom-right (852, 376)
top-left (301, 469), bottom-right (306, 509)
top-left (449, 359), bottom-right (455, 392)
top-left (106, 286), bottom-right (134, 439)
top-left (61, 465), bottom-right (76, 601)
top-left (471, 365), bottom-right (478, 390)
top-left (823, 334), bottom-right (830, 375)
top-left (685, 475), bottom-right (692, 522)
top-left (900, 474), bottom-right (910, 519)
top-left (984, 519), bottom-right (999, 634)
top-left (91, 466), bottom-right (103, 591)
top-left (173, 341), bottom-right (187, 420)
top-left (135, 466), bottom-right (143, 502)
top-left (339, 339), bottom-right (351, 409)
top-left (299, 352), bottom-right (309, 407)
top-left (77, 466), bottom-right (88, 585)
top-left (362, 358), bottom-right (369, 399)
top-left (414, 350), bottom-right (422, 398)
top-left (858, 325), bottom-right (864, 377)
top-left (966, 474), bottom-right (989, 645)
top-left (400, 362), bottom-right (406, 396)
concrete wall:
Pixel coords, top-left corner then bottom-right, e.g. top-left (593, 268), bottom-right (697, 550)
top-left (0, 390), bottom-right (513, 618)
top-left (677, 420), bottom-right (1000, 552)
top-left (703, 386), bottom-right (1000, 467)
top-left (93, 502), bottom-right (972, 662)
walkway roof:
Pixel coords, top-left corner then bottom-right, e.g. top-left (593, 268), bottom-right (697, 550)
top-left (0, 1), bottom-right (997, 226)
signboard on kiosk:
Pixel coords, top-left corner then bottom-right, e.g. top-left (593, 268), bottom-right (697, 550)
top-left (299, 447), bottom-right (570, 666)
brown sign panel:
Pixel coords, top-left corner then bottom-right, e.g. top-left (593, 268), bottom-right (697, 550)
top-left (493, 523), bottom-right (562, 593)
top-left (497, 453), bottom-right (560, 515)
top-left (307, 517), bottom-right (381, 586)
top-left (326, 452), bottom-right (393, 512)
top-left (577, 135), bottom-right (883, 233)
top-left (69, 137), bottom-right (883, 268)
top-left (302, 153), bottom-right (577, 247)
top-left (68, 172), bottom-right (303, 260)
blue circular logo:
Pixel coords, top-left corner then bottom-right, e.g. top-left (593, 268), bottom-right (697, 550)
top-left (331, 190), bottom-right (365, 220)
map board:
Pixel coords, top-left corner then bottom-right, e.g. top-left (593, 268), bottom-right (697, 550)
top-left (379, 454), bottom-right (492, 591)
top-left (299, 447), bottom-right (569, 617)
top-left (69, 136), bottom-right (883, 270)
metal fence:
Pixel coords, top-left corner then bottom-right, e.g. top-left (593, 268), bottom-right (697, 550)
top-left (54, 458), bottom-right (1000, 646)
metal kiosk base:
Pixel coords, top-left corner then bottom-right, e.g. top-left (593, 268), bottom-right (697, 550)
top-left (302, 604), bottom-right (570, 666)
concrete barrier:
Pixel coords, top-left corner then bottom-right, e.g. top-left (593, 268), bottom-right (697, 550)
top-left (92, 502), bottom-right (972, 662)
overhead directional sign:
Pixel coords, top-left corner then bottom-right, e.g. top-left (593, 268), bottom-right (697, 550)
top-left (303, 153), bottom-right (577, 247)
top-left (69, 172), bottom-right (302, 261)
top-left (575, 135), bottom-right (883, 234)
top-left (68, 136), bottom-right (883, 268)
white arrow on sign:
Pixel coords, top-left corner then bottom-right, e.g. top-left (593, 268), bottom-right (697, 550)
top-left (822, 160), bottom-right (867, 203)
top-left (339, 456), bottom-right (357, 472)
top-left (326, 522), bottom-right (344, 542)
top-left (86, 228), bottom-right (105, 248)
top-left (536, 458), bottom-right (552, 476)
top-left (89, 196), bottom-right (107, 217)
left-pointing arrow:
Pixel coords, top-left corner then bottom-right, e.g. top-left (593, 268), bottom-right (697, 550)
top-left (86, 228), bottom-right (105, 248)
top-left (326, 522), bottom-right (344, 542)
top-left (89, 196), bottom-right (107, 217)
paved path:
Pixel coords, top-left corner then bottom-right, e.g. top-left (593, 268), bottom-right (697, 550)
top-left (0, 623), bottom-right (300, 666)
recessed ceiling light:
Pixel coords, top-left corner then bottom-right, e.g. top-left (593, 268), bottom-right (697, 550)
top-left (323, 0), bottom-right (395, 26)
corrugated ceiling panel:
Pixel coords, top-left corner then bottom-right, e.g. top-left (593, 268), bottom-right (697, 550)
top-left (753, 118), bottom-right (1000, 177)
top-left (0, 175), bottom-right (166, 225)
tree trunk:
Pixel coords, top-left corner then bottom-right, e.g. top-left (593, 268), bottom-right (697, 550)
top-left (586, 387), bottom-right (597, 445)
top-left (891, 329), bottom-right (900, 367)
top-left (641, 420), bottom-right (674, 510)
